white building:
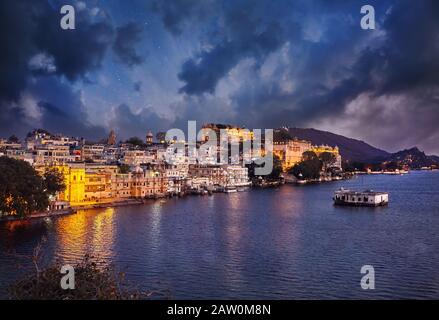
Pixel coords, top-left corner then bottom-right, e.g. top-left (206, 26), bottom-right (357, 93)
top-left (224, 165), bottom-right (251, 187)
top-left (122, 150), bottom-right (154, 166)
top-left (188, 164), bottom-right (250, 189)
top-left (165, 164), bottom-right (189, 194)
top-left (81, 144), bottom-right (106, 163)
top-left (34, 145), bottom-right (75, 165)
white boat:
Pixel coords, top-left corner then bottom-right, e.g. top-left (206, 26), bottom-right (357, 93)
top-left (383, 171), bottom-right (399, 175)
top-left (224, 186), bottom-right (238, 193)
top-left (333, 188), bottom-right (389, 207)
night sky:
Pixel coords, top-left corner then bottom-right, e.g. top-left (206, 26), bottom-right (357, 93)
top-left (1, 0), bottom-right (439, 154)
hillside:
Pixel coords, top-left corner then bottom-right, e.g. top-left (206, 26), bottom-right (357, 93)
top-left (282, 128), bottom-right (390, 162)
top-left (429, 155), bottom-right (439, 163)
top-left (388, 147), bottom-right (438, 169)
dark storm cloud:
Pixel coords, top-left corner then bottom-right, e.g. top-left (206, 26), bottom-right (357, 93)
top-left (108, 104), bottom-right (172, 140)
top-left (168, 0), bottom-right (377, 100)
top-left (113, 22), bottom-right (145, 67)
top-left (374, 1), bottom-right (439, 94)
top-left (152, 0), bottom-right (212, 35)
top-left (0, 0), bottom-right (113, 104)
top-left (133, 81), bottom-right (143, 92)
top-left (0, 106), bottom-right (30, 139)
top-left (155, 0), bottom-right (439, 153)
top-left (323, 0), bottom-right (439, 153)
top-left (2, 0), bottom-right (439, 154)
top-left (38, 101), bottom-right (107, 140)
top-left (0, 0), bottom-right (143, 139)
top-left (28, 76), bottom-right (107, 140)
top-left (0, 0), bottom-right (40, 103)
top-left (0, 0), bottom-right (113, 138)
top-left (178, 22), bottom-right (286, 95)
top-left (33, 7), bottom-right (114, 81)
top-left (176, 0), bottom-right (299, 95)
top-left (0, 75), bottom-right (107, 141)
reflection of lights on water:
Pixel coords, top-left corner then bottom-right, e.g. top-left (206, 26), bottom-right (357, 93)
top-left (93, 208), bottom-right (115, 232)
top-left (206, 194), bottom-right (216, 209)
top-left (149, 201), bottom-right (163, 247)
top-left (151, 201), bottom-right (163, 216)
top-left (5, 220), bottom-right (32, 232)
top-left (223, 194), bottom-right (244, 287)
top-left (57, 212), bottom-right (88, 259)
top-left (272, 186), bottom-right (305, 217)
top-left (227, 193), bottom-right (241, 210)
top-left (56, 208), bottom-right (116, 265)
top-left (91, 208), bottom-right (115, 260)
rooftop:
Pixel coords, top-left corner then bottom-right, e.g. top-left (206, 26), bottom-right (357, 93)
top-left (335, 188), bottom-right (388, 196)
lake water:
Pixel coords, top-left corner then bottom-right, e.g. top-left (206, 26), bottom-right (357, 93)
top-left (1, 171), bottom-right (439, 299)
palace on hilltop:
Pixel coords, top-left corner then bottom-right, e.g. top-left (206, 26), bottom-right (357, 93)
top-left (273, 129), bottom-right (342, 171)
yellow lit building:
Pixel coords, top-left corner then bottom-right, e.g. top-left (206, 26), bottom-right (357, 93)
top-left (83, 165), bottom-right (118, 202)
top-left (40, 163), bottom-right (170, 206)
top-left (310, 145), bottom-right (342, 168)
top-left (273, 138), bottom-right (312, 171)
top-left (130, 167), bottom-right (169, 198)
top-left (84, 172), bottom-right (113, 202)
top-left (201, 124), bottom-right (254, 142)
top-left (55, 164), bottom-right (86, 205)
top-left (224, 127), bottom-right (254, 142)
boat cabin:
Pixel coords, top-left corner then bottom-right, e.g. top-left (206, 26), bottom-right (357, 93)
top-left (334, 188), bottom-right (389, 207)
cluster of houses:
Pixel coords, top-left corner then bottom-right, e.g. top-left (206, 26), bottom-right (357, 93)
top-left (0, 129), bottom-right (251, 209)
top-left (0, 126), bottom-right (342, 209)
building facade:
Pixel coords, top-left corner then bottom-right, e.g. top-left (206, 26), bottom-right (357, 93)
top-left (273, 138), bottom-right (313, 171)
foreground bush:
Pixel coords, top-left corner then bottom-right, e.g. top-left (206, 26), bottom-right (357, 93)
top-left (8, 255), bottom-right (151, 300)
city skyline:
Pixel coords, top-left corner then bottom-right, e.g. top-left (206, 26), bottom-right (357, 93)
top-left (1, 0), bottom-right (439, 155)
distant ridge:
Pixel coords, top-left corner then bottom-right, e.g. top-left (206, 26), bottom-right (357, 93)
top-left (278, 127), bottom-right (390, 162)
top-left (429, 155), bottom-right (439, 163)
top-left (388, 147), bottom-right (438, 169)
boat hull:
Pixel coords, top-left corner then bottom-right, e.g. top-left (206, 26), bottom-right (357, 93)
top-left (333, 199), bottom-right (388, 207)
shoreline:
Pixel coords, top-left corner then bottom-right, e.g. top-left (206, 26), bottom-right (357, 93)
top-left (3, 171), bottom-right (432, 222)
top-left (0, 177), bottom-right (350, 222)
top-left (0, 199), bottom-right (151, 223)
top-left (0, 208), bottom-right (76, 223)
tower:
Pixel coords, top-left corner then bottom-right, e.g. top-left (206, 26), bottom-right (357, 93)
top-left (107, 130), bottom-right (116, 145)
top-left (146, 130), bottom-right (153, 145)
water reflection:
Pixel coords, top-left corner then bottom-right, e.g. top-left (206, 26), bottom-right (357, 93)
top-left (149, 201), bottom-right (163, 249)
top-left (55, 208), bottom-right (116, 265)
top-left (4, 220), bottom-right (33, 233)
top-left (272, 185), bottom-right (305, 216)
top-left (223, 193), bottom-right (247, 289)
top-left (1, 172), bottom-right (439, 299)
top-left (91, 208), bottom-right (115, 260)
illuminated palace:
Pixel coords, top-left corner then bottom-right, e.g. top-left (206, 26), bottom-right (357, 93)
top-left (311, 145), bottom-right (342, 168)
top-left (273, 130), bottom-right (342, 171)
top-left (201, 123), bottom-right (254, 142)
top-left (36, 163), bottom-right (169, 207)
top-left (273, 138), bottom-right (312, 171)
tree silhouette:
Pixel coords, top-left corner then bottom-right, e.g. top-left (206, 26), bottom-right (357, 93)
top-left (0, 157), bottom-right (65, 217)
